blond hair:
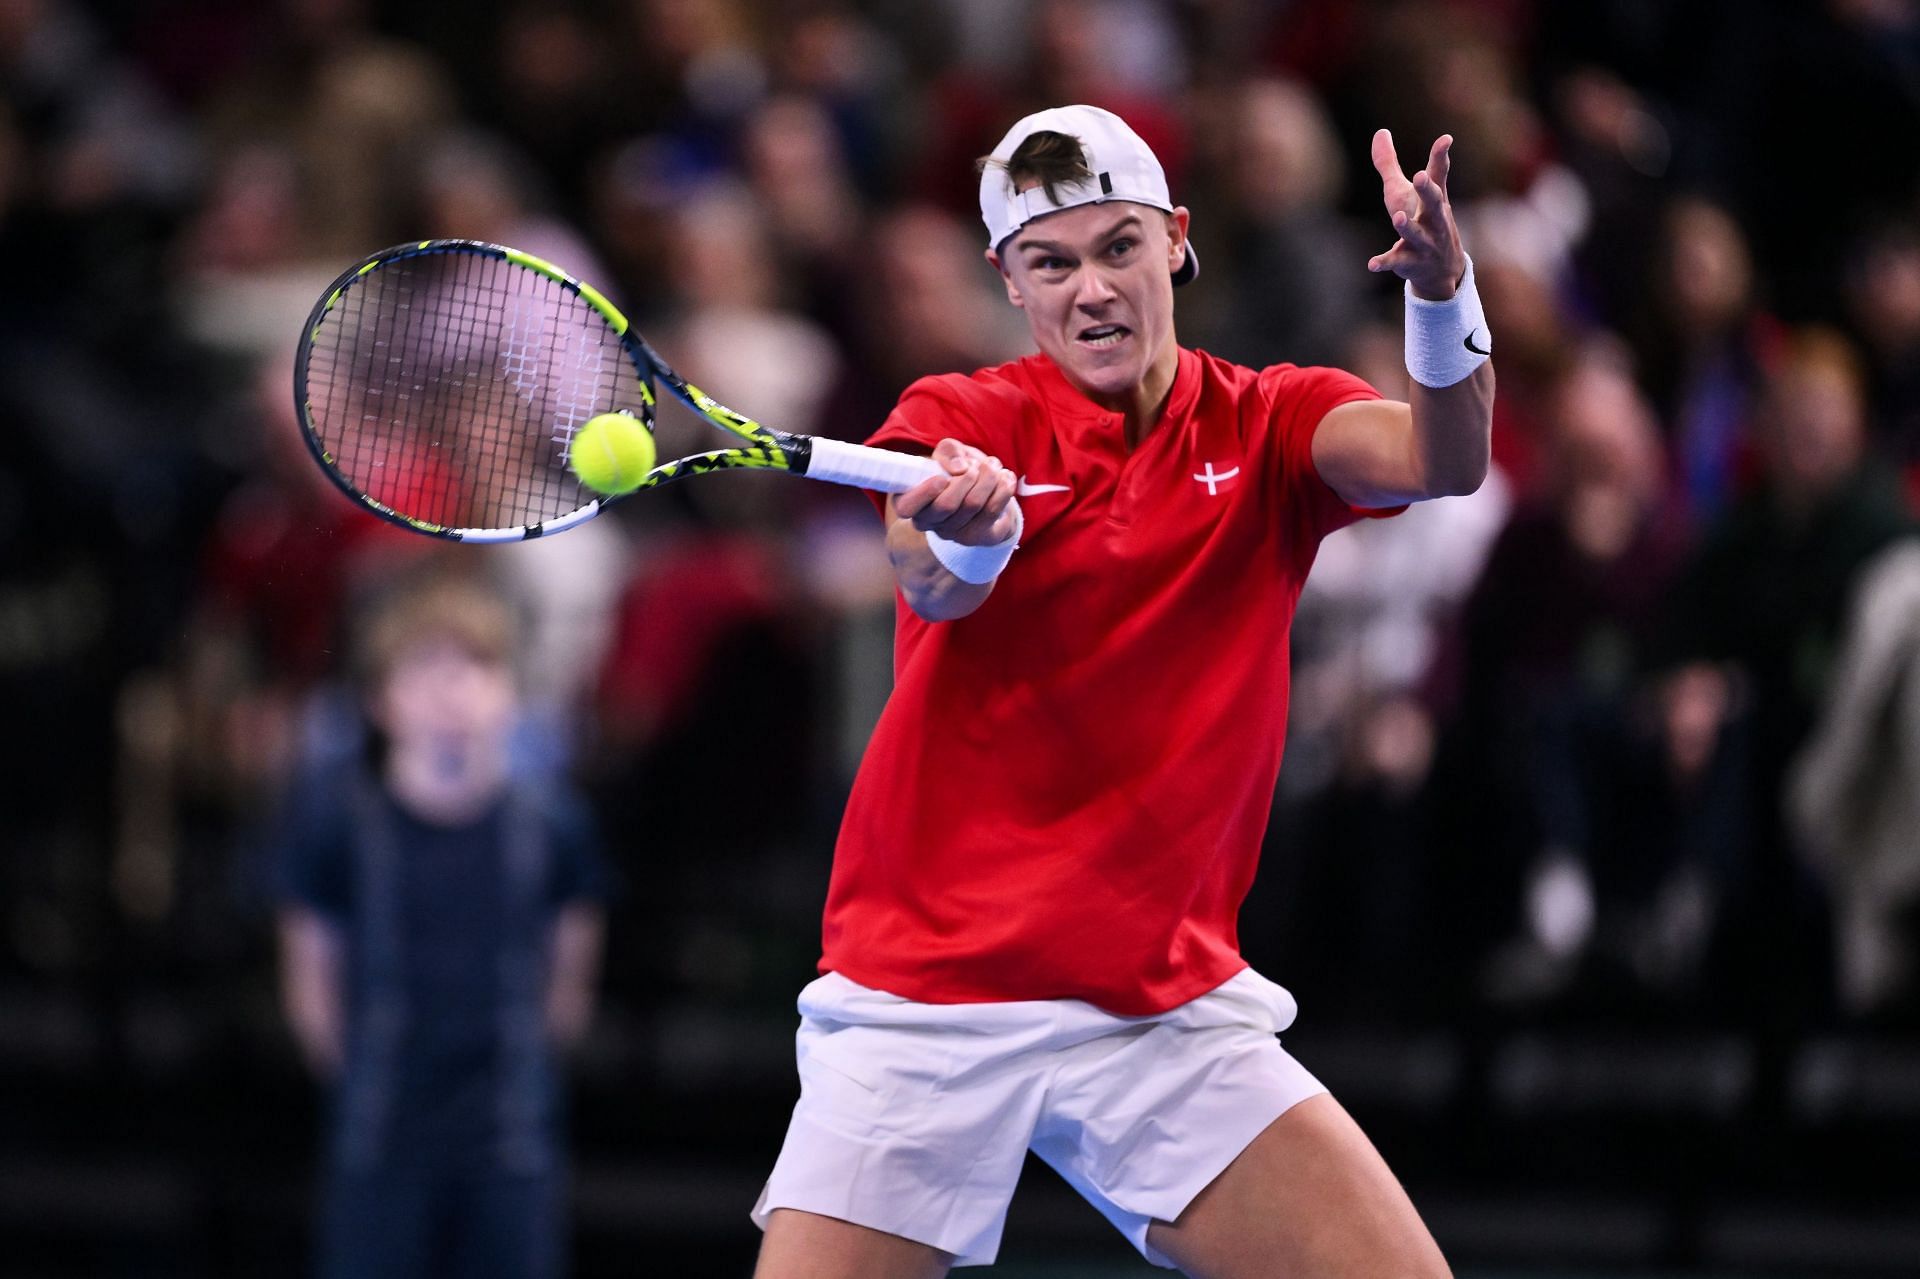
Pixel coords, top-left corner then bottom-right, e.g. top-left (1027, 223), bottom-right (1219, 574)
top-left (978, 130), bottom-right (1093, 210)
top-left (356, 573), bottom-right (518, 691)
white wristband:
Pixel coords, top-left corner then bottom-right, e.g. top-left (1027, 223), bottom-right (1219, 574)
top-left (1405, 255), bottom-right (1492, 389)
top-left (925, 500), bottom-right (1024, 585)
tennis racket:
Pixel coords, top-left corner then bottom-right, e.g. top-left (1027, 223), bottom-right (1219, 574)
top-left (294, 238), bottom-right (970, 542)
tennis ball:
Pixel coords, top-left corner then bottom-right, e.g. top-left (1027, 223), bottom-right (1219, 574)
top-left (569, 411), bottom-right (657, 495)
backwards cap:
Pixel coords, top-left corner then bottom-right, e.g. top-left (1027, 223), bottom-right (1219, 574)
top-left (978, 104), bottom-right (1198, 286)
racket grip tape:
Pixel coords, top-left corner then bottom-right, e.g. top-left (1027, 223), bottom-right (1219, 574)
top-left (802, 437), bottom-right (947, 493)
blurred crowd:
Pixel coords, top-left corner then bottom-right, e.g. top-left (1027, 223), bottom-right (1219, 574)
top-left (6, 0), bottom-right (1920, 1231)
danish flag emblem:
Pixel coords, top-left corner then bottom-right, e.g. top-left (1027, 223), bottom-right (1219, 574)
top-left (1193, 462), bottom-right (1240, 496)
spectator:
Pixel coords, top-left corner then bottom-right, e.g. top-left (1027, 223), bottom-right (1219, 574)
top-left (275, 572), bottom-right (609, 1279)
top-left (173, 140), bottom-right (349, 372)
top-left (1551, 65), bottom-right (1673, 329)
top-left (1189, 76), bottom-right (1370, 370)
top-left (179, 355), bottom-right (416, 814)
top-left (486, 6), bottom-right (626, 213)
top-left (1658, 328), bottom-right (1914, 1026)
top-left (1287, 321), bottom-right (1512, 803)
top-left (820, 202), bottom-right (1030, 443)
top-left (1845, 220), bottom-right (1920, 487)
top-left (192, 0), bottom-right (459, 260)
top-left (1790, 539), bottom-right (1920, 1023)
top-left (413, 129), bottom-right (607, 285)
top-left (1462, 252), bottom-right (1576, 500)
top-left (1445, 347), bottom-right (1704, 1008)
top-left (1629, 196), bottom-right (1779, 523)
top-left (913, 0), bottom-right (1186, 214)
top-left (617, 0), bottom-right (769, 156)
top-left (741, 94), bottom-right (865, 329)
top-left (653, 183), bottom-right (842, 477)
top-left (765, 2), bottom-right (901, 192)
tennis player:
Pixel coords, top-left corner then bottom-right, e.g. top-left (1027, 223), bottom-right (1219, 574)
top-left (753, 105), bottom-right (1493, 1277)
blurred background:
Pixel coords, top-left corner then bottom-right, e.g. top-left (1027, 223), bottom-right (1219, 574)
top-left (4, 0), bottom-right (1920, 1274)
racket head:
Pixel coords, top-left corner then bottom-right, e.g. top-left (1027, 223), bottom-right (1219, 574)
top-left (294, 239), bottom-right (657, 542)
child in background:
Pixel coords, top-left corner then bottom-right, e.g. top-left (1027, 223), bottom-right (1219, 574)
top-left (275, 571), bottom-right (609, 1279)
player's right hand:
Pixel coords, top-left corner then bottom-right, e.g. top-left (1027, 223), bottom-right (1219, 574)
top-left (896, 438), bottom-right (1018, 545)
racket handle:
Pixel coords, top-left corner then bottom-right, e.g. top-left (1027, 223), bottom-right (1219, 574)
top-left (804, 437), bottom-right (946, 493)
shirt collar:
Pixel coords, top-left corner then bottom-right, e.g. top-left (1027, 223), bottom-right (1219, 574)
top-left (1027, 345), bottom-right (1200, 433)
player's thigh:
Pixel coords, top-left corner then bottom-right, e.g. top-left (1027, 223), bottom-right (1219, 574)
top-left (754, 1207), bottom-right (954, 1279)
top-left (1144, 1094), bottom-right (1450, 1279)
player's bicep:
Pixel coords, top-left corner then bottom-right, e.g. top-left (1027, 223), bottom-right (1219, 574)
top-left (1309, 399), bottom-right (1425, 508)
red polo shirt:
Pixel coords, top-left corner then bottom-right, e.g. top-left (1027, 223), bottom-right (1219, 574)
top-left (821, 347), bottom-right (1391, 1015)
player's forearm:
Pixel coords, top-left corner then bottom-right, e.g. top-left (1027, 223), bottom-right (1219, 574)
top-left (887, 519), bottom-right (995, 621)
top-left (880, 446), bottom-right (1020, 617)
top-left (1407, 360), bottom-right (1495, 498)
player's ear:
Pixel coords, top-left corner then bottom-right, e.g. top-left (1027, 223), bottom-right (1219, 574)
top-left (1166, 208), bottom-right (1191, 275)
top-left (985, 247), bottom-right (1025, 310)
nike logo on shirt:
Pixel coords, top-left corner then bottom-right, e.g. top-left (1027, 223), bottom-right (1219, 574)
top-left (1016, 478), bottom-right (1071, 496)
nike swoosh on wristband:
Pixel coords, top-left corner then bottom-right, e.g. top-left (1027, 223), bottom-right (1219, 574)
top-left (1016, 478), bottom-right (1071, 496)
top-left (1463, 329), bottom-right (1492, 356)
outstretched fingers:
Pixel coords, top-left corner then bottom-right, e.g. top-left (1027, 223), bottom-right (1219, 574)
top-left (1426, 134), bottom-right (1453, 194)
top-left (1369, 239), bottom-right (1420, 275)
top-left (1370, 128), bottom-right (1405, 187)
top-left (1410, 170), bottom-right (1447, 220)
top-left (1368, 130), bottom-right (1464, 288)
top-left (1392, 204), bottom-right (1440, 254)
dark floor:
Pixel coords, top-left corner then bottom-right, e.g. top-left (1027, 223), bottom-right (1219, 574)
top-left (4, 980), bottom-right (1920, 1278)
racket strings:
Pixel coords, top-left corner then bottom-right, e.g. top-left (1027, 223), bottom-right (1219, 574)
top-left (304, 247), bottom-right (647, 533)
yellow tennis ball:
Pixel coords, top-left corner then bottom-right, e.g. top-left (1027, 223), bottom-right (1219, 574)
top-left (569, 412), bottom-right (657, 495)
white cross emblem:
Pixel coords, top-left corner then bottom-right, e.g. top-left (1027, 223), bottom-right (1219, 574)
top-left (1193, 462), bottom-right (1240, 495)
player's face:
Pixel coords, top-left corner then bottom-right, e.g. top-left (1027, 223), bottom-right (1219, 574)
top-left (989, 202), bottom-right (1190, 405)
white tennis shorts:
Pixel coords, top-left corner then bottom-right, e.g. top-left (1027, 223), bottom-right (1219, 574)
top-left (751, 967), bottom-right (1326, 1267)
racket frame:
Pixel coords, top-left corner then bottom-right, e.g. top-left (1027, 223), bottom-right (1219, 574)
top-left (295, 238), bottom-right (942, 542)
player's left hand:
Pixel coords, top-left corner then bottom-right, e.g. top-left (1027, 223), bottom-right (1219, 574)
top-left (1366, 130), bottom-right (1467, 301)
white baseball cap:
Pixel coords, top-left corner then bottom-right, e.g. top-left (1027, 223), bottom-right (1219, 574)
top-left (978, 104), bottom-right (1198, 286)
